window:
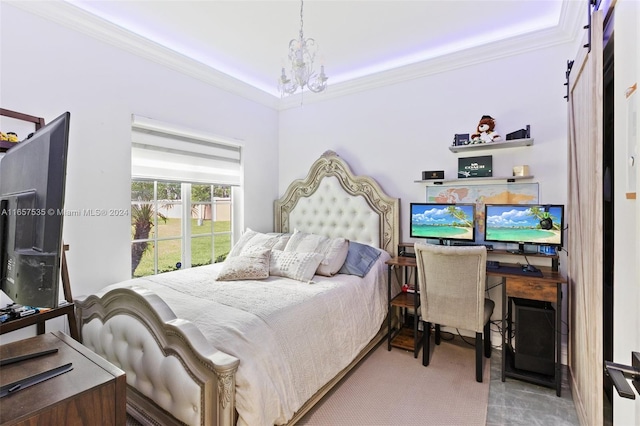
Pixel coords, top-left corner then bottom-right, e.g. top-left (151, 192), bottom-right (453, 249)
top-left (130, 116), bottom-right (241, 277)
top-left (131, 181), bottom-right (232, 277)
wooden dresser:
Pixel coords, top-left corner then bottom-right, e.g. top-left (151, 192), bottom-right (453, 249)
top-left (0, 331), bottom-right (126, 426)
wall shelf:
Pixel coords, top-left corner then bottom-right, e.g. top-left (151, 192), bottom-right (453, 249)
top-left (449, 138), bottom-right (534, 153)
top-left (415, 175), bottom-right (535, 185)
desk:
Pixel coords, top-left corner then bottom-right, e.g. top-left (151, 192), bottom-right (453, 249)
top-left (488, 265), bottom-right (567, 396)
top-left (386, 256), bottom-right (422, 357)
top-left (387, 251), bottom-right (567, 395)
top-left (0, 331), bottom-right (126, 425)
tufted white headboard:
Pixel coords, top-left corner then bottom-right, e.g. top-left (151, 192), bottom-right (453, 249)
top-left (274, 151), bottom-right (399, 256)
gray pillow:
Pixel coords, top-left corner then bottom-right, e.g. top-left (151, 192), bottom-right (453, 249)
top-left (338, 242), bottom-right (382, 277)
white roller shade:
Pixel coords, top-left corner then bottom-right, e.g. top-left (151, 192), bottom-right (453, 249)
top-left (131, 115), bottom-right (242, 185)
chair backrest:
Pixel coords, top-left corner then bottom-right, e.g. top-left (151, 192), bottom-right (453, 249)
top-left (415, 243), bottom-right (487, 333)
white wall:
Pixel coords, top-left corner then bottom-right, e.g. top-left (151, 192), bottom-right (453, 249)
top-left (279, 41), bottom-right (575, 352)
top-left (279, 45), bottom-right (572, 232)
top-left (0, 4), bottom-right (279, 327)
top-left (613, 1), bottom-right (640, 424)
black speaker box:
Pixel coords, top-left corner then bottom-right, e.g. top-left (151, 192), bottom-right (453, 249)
top-left (422, 170), bottom-right (444, 180)
top-left (513, 298), bottom-right (555, 375)
top-left (506, 125), bottom-right (531, 140)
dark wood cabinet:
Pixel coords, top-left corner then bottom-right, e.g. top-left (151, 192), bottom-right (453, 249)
top-left (0, 332), bottom-right (126, 426)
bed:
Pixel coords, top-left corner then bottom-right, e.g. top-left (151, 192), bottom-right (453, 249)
top-left (75, 150), bottom-right (400, 426)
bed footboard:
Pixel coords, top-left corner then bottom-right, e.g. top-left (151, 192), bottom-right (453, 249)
top-left (75, 286), bottom-right (239, 426)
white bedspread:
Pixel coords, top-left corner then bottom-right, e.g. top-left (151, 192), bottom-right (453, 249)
top-left (102, 251), bottom-right (390, 426)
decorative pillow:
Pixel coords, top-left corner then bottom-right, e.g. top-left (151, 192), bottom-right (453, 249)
top-left (228, 228), bottom-right (289, 257)
top-left (338, 241), bottom-right (382, 277)
top-left (217, 249), bottom-right (270, 281)
top-left (267, 232), bottom-right (291, 251)
top-left (284, 230), bottom-right (349, 276)
top-left (269, 250), bottom-right (324, 282)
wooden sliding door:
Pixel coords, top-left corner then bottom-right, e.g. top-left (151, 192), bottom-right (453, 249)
top-left (567, 9), bottom-right (604, 426)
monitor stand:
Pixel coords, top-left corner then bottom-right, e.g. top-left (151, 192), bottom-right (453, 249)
top-left (507, 243), bottom-right (526, 255)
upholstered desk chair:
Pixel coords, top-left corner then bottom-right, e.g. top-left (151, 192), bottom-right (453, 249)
top-left (414, 243), bottom-right (494, 382)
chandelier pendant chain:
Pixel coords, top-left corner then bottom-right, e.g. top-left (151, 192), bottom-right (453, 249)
top-left (299, 0), bottom-right (304, 41)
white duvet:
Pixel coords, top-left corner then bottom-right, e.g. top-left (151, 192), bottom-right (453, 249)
top-left (102, 251), bottom-right (390, 426)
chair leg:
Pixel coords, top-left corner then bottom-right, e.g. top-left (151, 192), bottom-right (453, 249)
top-left (422, 321), bottom-right (431, 366)
top-left (475, 332), bottom-right (483, 382)
top-left (484, 321), bottom-right (492, 358)
top-left (435, 324), bottom-right (441, 345)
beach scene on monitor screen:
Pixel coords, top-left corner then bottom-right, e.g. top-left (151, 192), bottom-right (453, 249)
top-left (485, 205), bottom-right (562, 245)
top-left (411, 205), bottom-right (474, 240)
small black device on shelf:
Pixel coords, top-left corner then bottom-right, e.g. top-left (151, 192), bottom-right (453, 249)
top-left (452, 242), bottom-right (494, 251)
top-left (486, 260), bottom-right (500, 269)
top-left (506, 125), bottom-right (531, 140)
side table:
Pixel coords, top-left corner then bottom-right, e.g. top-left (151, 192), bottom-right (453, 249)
top-left (0, 331), bottom-right (126, 425)
top-left (386, 256), bottom-right (422, 358)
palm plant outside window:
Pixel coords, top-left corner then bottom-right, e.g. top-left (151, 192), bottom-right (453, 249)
top-left (131, 181), bottom-right (232, 277)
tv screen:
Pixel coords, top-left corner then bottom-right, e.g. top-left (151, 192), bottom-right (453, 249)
top-left (410, 203), bottom-right (476, 242)
top-left (0, 112), bottom-right (70, 308)
top-left (484, 204), bottom-right (564, 249)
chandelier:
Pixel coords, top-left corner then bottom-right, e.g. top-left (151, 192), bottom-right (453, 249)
top-left (278, 0), bottom-right (328, 97)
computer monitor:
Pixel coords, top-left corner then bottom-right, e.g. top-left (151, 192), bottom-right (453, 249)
top-left (484, 204), bottom-right (564, 253)
top-left (0, 112), bottom-right (70, 308)
top-left (410, 203), bottom-right (476, 244)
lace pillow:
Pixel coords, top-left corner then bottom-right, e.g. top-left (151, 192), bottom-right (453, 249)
top-left (284, 230), bottom-right (349, 276)
top-left (217, 249), bottom-right (270, 281)
top-left (228, 228), bottom-right (289, 257)
top-left (269, 250), bottom-right (324, 282)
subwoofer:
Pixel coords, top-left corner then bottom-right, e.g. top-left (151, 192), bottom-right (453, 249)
top-left (513, 298), bottom-right (555, 375)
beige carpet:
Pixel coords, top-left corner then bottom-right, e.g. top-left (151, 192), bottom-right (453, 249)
top-left (127, 335), bottom-right (489, 426)
top-left (297, 336), bottom-right (490, 426)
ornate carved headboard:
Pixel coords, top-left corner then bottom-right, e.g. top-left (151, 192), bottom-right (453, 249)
top-left (274, 150), bottom-right (399, 256)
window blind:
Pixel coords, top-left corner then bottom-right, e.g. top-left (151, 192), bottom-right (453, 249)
top-left (131, 115), bottom-right (242, 185)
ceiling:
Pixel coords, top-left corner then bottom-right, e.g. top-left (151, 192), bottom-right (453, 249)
top-left (11, 1), bottom-right (582, 105)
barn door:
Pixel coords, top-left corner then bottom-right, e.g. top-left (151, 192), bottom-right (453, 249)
top-left (566, 8), bottom-right (604, 426)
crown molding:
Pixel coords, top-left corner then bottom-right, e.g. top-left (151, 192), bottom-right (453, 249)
top-left (6, 0), bottom-right (280, 109)
top-left (278, 0), bottom-right (584, 110)
top-left (7, 1), bottom-right (583, 112)
top-left (278, 25), bottom-right (577, 110)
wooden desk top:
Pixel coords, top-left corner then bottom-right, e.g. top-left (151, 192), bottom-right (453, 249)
top-left (386, 256), bottom-right (417, 267)
top-left (487, 263), bottom-right (567, 283)
top-left (388, 256), bottom-right (567, 284)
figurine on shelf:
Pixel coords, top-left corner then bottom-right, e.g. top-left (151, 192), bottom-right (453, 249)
top-left (6, 132), bottom-right (19, 143)
top-left (470, 115), bottom-right (501, 144)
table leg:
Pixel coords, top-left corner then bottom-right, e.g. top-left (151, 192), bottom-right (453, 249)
top-left (501, 277), bottom-right (506, 382)
top-left (556, 283), bottom-right (562, 397)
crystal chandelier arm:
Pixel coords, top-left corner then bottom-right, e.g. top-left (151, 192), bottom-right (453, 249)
top-left (307, 65), bottom-right (328, 93)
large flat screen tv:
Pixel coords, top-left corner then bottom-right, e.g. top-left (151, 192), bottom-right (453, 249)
top-left (484, 204), bottom-right (564, 253)
top-left (0, 112), bottom-right (70, 308)
top-left (410, 203), bottom-right (476, 243)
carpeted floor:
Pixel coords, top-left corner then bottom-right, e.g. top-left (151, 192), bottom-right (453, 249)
top-left (127, 335), bottom-right (490, 426)
top-left (297, 336), bottom-right (490, 425)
